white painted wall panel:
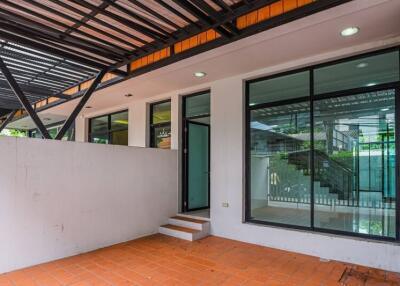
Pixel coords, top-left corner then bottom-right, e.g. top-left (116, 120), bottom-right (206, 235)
top-left (0, 137), bottom-right (178, 273)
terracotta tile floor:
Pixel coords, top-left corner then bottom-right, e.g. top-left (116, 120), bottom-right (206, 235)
top-left (1, 234), bottom-right (399, 286)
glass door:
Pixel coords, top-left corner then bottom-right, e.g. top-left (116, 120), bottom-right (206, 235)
top-left (185, 121), bottom-right (210, 211)
top-left (182, 91), bottom-right (211, 212)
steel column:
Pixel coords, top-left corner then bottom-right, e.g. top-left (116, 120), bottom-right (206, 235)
top-left (0, 109), bottom-right (16, 133)
top-left (0, 57), bottom-right (51, 139)
top-left (55, 69), bottom-right (106, 140)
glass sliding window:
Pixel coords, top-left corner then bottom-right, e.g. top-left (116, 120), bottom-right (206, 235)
top-left (313, 89), bottom-right (396, 238)
top-left (314, 51), bottom-right (400, 95)
top-left (246, 48), bottom-right (400, 241)
top-left (248, 71), bottom-right (311, 227)
top-left (89, 110), bottom-right (128, 146)
top-left (249, 71), bottom-right (310, 105)
top-left (150, 100), bottom-right (171, 149)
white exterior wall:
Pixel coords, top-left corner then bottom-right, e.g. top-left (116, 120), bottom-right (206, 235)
top-left (72, 39), bottom-right (399, 272)
top-left (210, 75), bottom-right (400, 273)
top-left (0, 137), bottom-right (178, 274)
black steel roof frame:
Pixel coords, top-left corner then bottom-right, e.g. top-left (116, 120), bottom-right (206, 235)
top-left (0, 0), bottom-right (351, 124)
top-left (0, 56), bottom-right (50, 138)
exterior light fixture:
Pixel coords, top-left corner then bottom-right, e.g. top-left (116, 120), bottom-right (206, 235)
top-left (124, 93), bottom-right (133, 98)
top-left (340, 27), bottom-right (359, 37)
top-left (366, 83), bottom-right (377, 87)
top-left (356, 62), bottom-right (368, 68)
top-left (194, 72), bottom-right (206, 78)
top-left (85, 106), bottom-right (93, 109)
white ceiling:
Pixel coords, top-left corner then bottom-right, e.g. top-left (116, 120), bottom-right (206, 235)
top-left (8, 0), bottom-right (400, 130)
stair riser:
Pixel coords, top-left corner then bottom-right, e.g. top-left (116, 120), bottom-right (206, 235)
top-left (159, 226), bottom-right (194, 241)
top-left (193, 231), bottom-right (209, 241)
top-left (168, 218), bottom-right (208, 230)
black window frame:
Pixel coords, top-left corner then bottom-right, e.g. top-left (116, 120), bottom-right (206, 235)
top-left (88, 109), bottom-right (129, 145)
top-left (29, 120), bottom-right (75, 141)
top-left (245, 46), bottom-right (400, 242)
top-left (149, 99), bottom-right (172, 148)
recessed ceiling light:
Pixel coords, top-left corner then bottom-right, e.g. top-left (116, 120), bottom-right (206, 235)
top-left (124, 93), bottom-right (133, 98)
top-left (340, 27), bottom-right (359, 37)
top-left (43, 118), bottom-right (51, 121)
top-left (381, 108), bottom-right (389, 112)
top-left (85, 106), bottom-right (93, 109)
top-left (249, 103), bottom-right (256, 106)
top-left (356, 62), bottom-right (368, 68)
top-left (366, 82), bottom-right (377, 87)
top-left (194, 72), bottom-right (206, 78)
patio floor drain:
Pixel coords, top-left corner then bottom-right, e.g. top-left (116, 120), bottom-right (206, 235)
top-left (339, 267), bottom-right (399, 286)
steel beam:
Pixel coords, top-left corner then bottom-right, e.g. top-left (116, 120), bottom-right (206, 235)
top-left (70, 0), bottom-right (168, 43)
top-left (55, 70), bottom-right (106, 140)
top-left (0, 109), bottom-right (16, 133)
top-left (0, 57), bottom-right (50, 138)
top-left (2, 0), bottom-right (130, 56)
top-left (0, 29), bottom-right (109, 69)
top-left (50, 0), bottom-right (150, 50)
top-left (0, 14), bottom-right (124, 61)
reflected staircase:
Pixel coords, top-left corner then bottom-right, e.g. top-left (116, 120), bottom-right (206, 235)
top-left (287, 149), bottom-right (353, 200)
top-left (270, 149), bottom-right (353, 206)
top-left (159, 215), bottom-right (210, 241)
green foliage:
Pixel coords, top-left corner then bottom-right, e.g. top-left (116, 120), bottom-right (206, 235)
top-left (0, 128), bottom-right (27, 137)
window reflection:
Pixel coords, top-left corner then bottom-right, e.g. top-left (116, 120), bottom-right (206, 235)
top-left (313, 90), bottom-right (396, 237)
top-left (247, 49), bottom-right (399, 240)
top-left (89, 110), bottom-right (128, 146)
top-left (250, 103), bottom-right (311, 227)
top-left (150, 100), bottom-right (171, 149)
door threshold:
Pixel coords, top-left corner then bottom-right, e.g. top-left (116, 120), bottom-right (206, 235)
top-left (179, 209), bottom-right (210, 221)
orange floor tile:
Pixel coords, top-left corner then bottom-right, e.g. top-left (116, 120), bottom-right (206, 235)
top-left (1, 234), bottom-right (399, 286)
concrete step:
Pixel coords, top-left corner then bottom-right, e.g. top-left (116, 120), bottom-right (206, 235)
top-left (168, 216), bottom-right (210, 231)
top-left (159, 215), bottom-right (210, 241)
top-left (159, 224), bottom-right (205, 241)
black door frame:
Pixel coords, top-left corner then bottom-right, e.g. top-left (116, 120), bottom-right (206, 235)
top-left (182, 90), bottom-right (211, 213)
top-left (183, 120), bottom-right (211, 212)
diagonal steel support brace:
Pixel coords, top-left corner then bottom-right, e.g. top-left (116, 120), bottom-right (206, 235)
top-left (55, 69), bottom-right (106, 140)
top-left (0, 57), bottom-right (51, 139)
top-left (0, 110), bottom-right (17, 133)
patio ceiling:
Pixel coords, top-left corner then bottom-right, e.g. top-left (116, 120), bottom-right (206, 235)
top-left (0, 39), bottom-right (101, 110)
top-left (0, 0), bottom-right (350, 123)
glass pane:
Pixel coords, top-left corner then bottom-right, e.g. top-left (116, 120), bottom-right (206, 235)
top-left (188, 122), bottom-right (209, 209)
top-left (62, 126), bottom-right (75, 142)
top-left (91, 115), bottom-right (108, 133)
top-left (152, 101), bottom-right (171, 124)
top-left (48, 126), bottom-right (58, 139)
top-left (250, 101), bottom-right (311, 227)
top-left (31, 130), bottom-right (41, 138)
top-left (111, 129), bottom-right (128, 146)
top-left (152, 125), bottom-right (171, 149)
top-left (185, 92), bottom-right (210, 118)
top-left (314, 51), bottom-right (400, 95)
top-left (111, 111), bottom-right (128, 131)
top-left (313, 89), bottom-right (396, 238)
top-left (90, 133), bottom-right (109, 144)
top-left (249, 71), bottom-right (310, 106)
